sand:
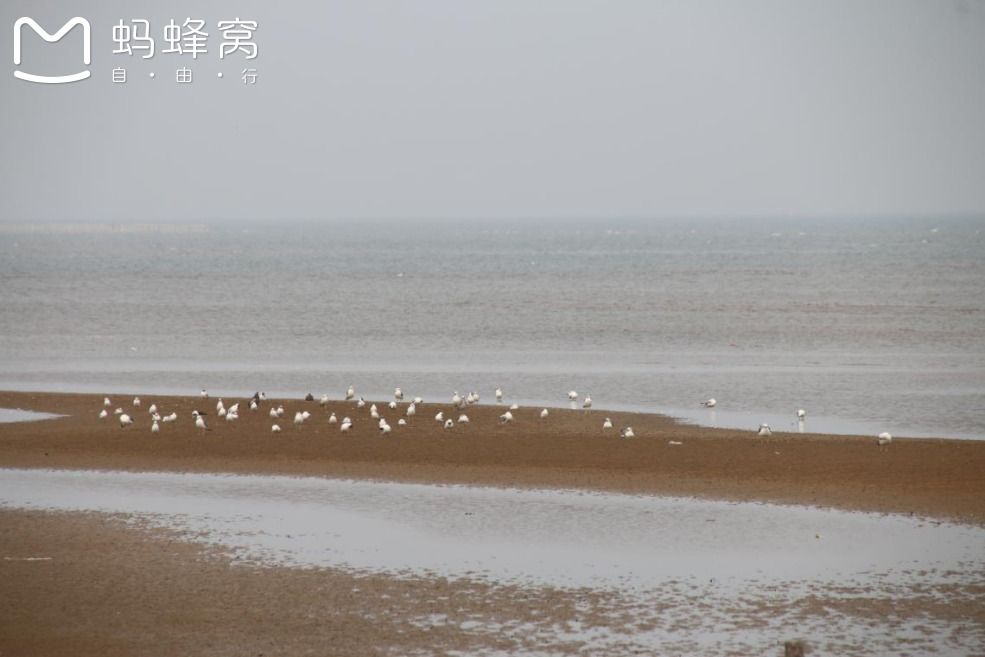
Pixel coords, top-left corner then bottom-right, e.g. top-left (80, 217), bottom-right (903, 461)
top-left (3, 390), bottom-right (985, 656)
top-left (1, 390), bottom-right (984, 524)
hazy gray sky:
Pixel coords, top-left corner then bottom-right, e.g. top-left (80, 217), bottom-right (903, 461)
top-left (2, 0), bottom-right (984, 222)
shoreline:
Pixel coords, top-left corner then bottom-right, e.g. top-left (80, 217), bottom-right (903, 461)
top-left (2, 390), bottom-right (985, 524)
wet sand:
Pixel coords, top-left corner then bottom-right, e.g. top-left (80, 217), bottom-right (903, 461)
top-left (2, 390), bottom-right (984, 523)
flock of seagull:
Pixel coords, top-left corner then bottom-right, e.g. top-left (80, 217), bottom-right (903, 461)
top-left (97, 388), bottom-right (892, 445)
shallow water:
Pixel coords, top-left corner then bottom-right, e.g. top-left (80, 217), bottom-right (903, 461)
top-left (1, 217), bottom-right (983, 440)
top-left (1, 468), bottom-right (983, 655)
top-left (0, 408), bottom-right (63, 423)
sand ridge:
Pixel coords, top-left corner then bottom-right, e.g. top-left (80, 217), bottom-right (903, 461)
top-left (1, 390), bottom-right (984, 523)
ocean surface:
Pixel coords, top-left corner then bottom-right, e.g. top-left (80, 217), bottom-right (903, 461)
top-left (1, 217), bottom-right (983, 439)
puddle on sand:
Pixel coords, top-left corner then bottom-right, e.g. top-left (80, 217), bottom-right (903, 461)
top-left (0, 408), bottom-right (63, 423)
top-left (1, 468), bottom-right (983, 656)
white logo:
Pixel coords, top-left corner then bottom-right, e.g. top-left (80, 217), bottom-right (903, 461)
top-left (13, 16), bottom-right (91, 84)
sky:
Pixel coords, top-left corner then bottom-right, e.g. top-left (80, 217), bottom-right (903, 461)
top-left (1, 0), bottom-right (984, 222)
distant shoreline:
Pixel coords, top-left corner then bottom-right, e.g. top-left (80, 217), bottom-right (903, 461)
top-left (2, 390), bottom-right (984, 525)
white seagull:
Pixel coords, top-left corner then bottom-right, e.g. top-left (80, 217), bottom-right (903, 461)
top-left (797, 409), bottom-right (807, 421)
top-left (269, 407), bottom-right (279, 419)
top-left (495, 388), bottom-right (503, 403)
top-left (758, 424), bottom-right (772, 437)
top-left (701, 398), bottom-right (717, 408)
top-left (195, 416), bottom-right (208, 432)
top-left (98, 409), bottom-right (108, 419)
top-left (356, 398), bottom-right (366, 408)
top-left (452, 391), bottom-right (462, 407)
top-left (509, 403), bottom-right (519, 411)
top-left (340, 421), bottom-right (352, 433)
top-left (444, 418), bottom-right (454, 429)
top-left (200, 389), bottom-right (209, 399)
top-left (540, 409), bottom-right (549, 419)
top-left (294, 411), bottom-right (305, 429)
top-left (583, 395), bottom-right (592, 409)
top-left (320, 394), bottom-right (329, 406)
top-left (877, 432), bottom-right (893, 446)
top-left (457, 414), bottom-right (469, 424)
top-left (133, 397), bottom-right (141, 407)
top-left (388, 401), bottom-right (398, 410)
top-left (394, 387), bottom-right (403, 401)
top-left (406, 403), bottom-right (416, 417)
top-left (272, 424), bottom-right (281, 433)
top-left (328, 412), bottom-right (338, 424)
top-left (346, 385), bottom-right (355, 401)
top-left (216, 399), bottom-right (225, 413)
top-left (499, 411), bottom-right (514, 424)
top-left (620, 426), bottom-right (635, 439)
top-left (435, 411), bottom-right (444, 422)
top-left (103, 397), bottom-right (112, 407)
top-left (397, 418), bottom-right (407, 426)
top-left (151, 420), bottom-right (159, 434)
top-left (568, 390), bottom-right (578, 401)
top-left (148, 403), bottom-right (157, 415)
top-left (603, 418), bottom-right (613, 430)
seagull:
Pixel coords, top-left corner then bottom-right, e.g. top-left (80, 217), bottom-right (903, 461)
top-left (620, 426), bottom-right (635, 439)
top-left (250, 400), bottom-right (258, 412)
top-left (370, 405), bottom-right (380, 420)
top-left (435, 411), bottom-right (444, 422)
top-left (346, 385), bottom-right (355, 401)
top-left (603, 418), bottom-right (613, 430)
top-left (356, 398), bottom-right (366, 408)
top-left (540, 408), bottom-right (549, 419)
top-left (217, 399), bottom-right (225, 413)
top-left (151, 413), bottom-right (161, 422)
top-left (103, 397), bottom-right (111, 407)
top-left (397, 418), bottom-right (407, 426)
top-left (757, 424), bottom-right (772, 437)
top-left (148, 403), bottom-right (157, 415)
top-left (151, 420), bottom-right (160, 434)
top-left (568, 390), bottom-right (578, 401)
top-left (163, 412), bottom-right (177, 423)
top-left (328, 412), bottom-right (338, 424)
top-left (195, 416), bottom-right (208, 432)
top-left (452, 391), bottom-right (462, 407)
top-left (276, 405), bottom-right (285, 418)
top-left (301, 410), bottom-right (311, 421)
top-left (98, 409), bottom-right (108, 419)
top-left (406, 403), bottom-right (416, 417)
top-left (457, 414), bottom-right (469, 424)
top-left (269, 407), bottom-right (279, 419)
top-left (509, 403), bottom-right (519, 411)
top-left (340, 421), bottom-right (352, 433)
top-left (294, 411), bottom-right (305, 429)
top-left (583, 395), bottom-right (592, 409)
top-left (444, 419), bottom-right (454, 429)
top-left (259, 392), bottom-right (266, 401)
top-left (218, 407), bottom-right (227, 418)
top-left (378, 418), bottom-right (389, 430)
top-left (380, 422), bottom-right (392, 435)
top-left (133, 397), bottom-right (141, 407)
top-left (797, 409), bottom-right (806, 421)
top-left (200, 389), bottom-right (209, 399)
top-left (320, 394), bottom-right (329, 406)
top-left (114, 408), bottom-right (124, 416)
top-left (388, 401), bottom-right (397, 410)
top-left (499, 411), bottom-right (513, 424)
top-left (228, 403), bottom-right (240, 415)
top-left (413, 397), bottom-right (423, 404)
top-left (701, 398), bottom-right (717, 408)
top-left (495, 388), bottom-right (503, 403)
top-left (272, 424), bottom-right (281, 433)
top-left (225, 411), bottom-right (238, 422)
top-left (877, 432), bottom-right (893, 446)
top-left (394, 387), bottom-right (403, 401)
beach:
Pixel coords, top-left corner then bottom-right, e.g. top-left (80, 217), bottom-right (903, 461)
top-left (2, 390), bottom-right (984, 522)
top-left (3, 390), bottom-right (985, 656)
